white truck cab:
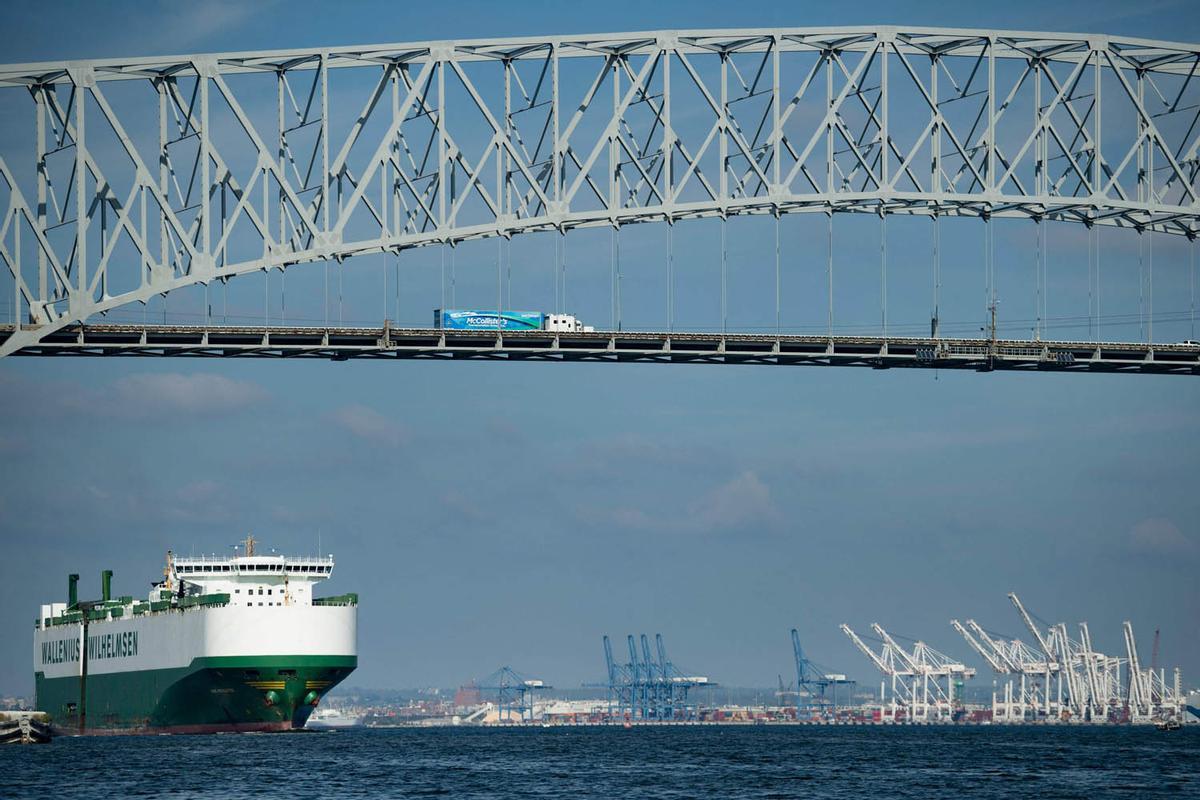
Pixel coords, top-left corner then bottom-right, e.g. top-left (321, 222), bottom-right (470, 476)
top-left (544, 314), bottom-right (595, 332)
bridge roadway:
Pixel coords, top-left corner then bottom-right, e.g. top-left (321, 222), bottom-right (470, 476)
top-left (2, 323), bottom-right (1197, 375)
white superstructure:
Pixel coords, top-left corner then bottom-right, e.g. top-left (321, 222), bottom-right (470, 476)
top-left (170, 549), bottom-right (335, 608)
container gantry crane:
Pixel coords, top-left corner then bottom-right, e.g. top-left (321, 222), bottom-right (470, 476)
top-left (790, 627), bottom-right (855, 719)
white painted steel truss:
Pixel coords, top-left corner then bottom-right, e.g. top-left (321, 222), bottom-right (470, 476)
top-left (952, 597), bottom-right (1190, 724)
top-left (2, 26), bottom-right (1200, 355)
top-left (841, 622), bottom-right (975, 723)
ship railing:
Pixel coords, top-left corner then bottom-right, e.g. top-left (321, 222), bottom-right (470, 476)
top-left (313, 593), bottom-right (359, 607)
top-left (40, 593), bottom-right (233, 626)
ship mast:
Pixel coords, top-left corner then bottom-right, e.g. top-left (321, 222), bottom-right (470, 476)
top-left (244, 534), bottom-right (256, 557)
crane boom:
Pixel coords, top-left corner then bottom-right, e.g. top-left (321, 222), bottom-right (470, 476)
top-left (640, 634), bottom-right (656, 681)
top-left (965, 620), bottom-right (1023, 673)
top-left (1149, 628), bottom-right (1160, 704)
top-left (603, 635), bottom-right (616, 683)
top-left (627, 635), bottom-right (641, 685)
top-left (952, 619), bottom-right (1006, 673)
top-left (1078, 622), bottom-right (1104, 717)
top-left (1008, 593), bottom-right (1056, 661)
top-left (791, 628), bottom-right (805, 684)
top-left (1053, 624), bottom-right (1083, 716)
top-left (871, 623), bottom-right (920, 673)
top-left (1122, 621), bottom-right (1147, 715)
top-left (840, 624), bottom-right (892, 675)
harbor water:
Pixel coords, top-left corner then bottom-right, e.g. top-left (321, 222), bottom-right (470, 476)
top-left (3, 725), bottom-right (1196, 799)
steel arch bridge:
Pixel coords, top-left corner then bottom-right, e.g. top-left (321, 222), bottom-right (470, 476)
top-left (0, 26), bottom-right (1198, 372)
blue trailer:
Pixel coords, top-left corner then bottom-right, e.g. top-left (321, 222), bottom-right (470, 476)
top-left (434, 309), bottom-right (545, 331)
top-left (433, 309), bottom-right (594, 332)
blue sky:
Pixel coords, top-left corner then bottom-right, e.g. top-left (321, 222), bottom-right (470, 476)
top-left (0, 1), bottom-right (1198, 695)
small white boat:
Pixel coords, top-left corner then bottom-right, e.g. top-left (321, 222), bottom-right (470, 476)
top-left (306, 707), bottom-right (364, 729)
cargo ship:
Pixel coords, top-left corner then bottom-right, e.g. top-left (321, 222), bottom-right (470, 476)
top-left (33, 537), bottom-right (357, 734)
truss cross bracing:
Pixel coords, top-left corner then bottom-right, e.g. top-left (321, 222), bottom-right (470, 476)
top-left (1, 27), bottom-right (1199, 357)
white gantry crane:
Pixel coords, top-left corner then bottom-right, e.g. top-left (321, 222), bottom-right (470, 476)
top-left (840, 623), bottom-right (913, 724)
top-left (958, 594), bottom-right (1188, 724)
top-left (1120, 620), bottom-right (1183, 722)
top-left (856, 595), bottom-right (1187, 725)
top-left (1077, 622), bottom-right (1121, 722)
top-left (841, 623), bottom-right (974, 724)
top-left (1007, 593), bottom-right (1062, 718)
top-left (951, 619), bottom-right (1047, 723)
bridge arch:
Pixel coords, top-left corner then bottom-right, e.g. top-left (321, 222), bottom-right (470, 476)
top-left (1, 27), bottom-right (1198, 354)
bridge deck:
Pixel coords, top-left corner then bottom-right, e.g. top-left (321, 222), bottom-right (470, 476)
top-left (2, 324), bottom-right (1196, 375)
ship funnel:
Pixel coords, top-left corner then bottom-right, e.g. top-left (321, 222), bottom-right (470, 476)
top-left (101, 569), bottom-right (113, 602)
top-left (68, 574), bottom-right (79, 608)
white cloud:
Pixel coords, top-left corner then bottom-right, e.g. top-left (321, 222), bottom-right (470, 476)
top-left (595, 470), bottom-right (781, 535)
top-left (690, 471), bottom-right (780, 532)
top-left (107, 372), bottom-right (267, 415)
top-left (163, 1), bottom-right (274, 48)
top-left (100, 1), bottom-right (280, 54)
top-left (331, 404), bottom-right (408, 447)
top-left (175, 479), bottom-right (221, 504)
top-left (162, 479), bottom-right (233, 524)
top-left (1129, 518), bottom-right (1199, 558)
top-left (1, 370), bottom-right (267, 419)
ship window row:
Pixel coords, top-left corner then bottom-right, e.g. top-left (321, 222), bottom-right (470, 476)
top-left (175, 563), bottom-right (328, 574)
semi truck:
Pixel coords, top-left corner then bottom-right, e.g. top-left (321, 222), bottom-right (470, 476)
top-left (433, 309), bottom-right (595, 332)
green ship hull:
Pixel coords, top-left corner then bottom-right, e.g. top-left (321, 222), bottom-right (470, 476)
top-left (35, 655), bottom-right (356, 735)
